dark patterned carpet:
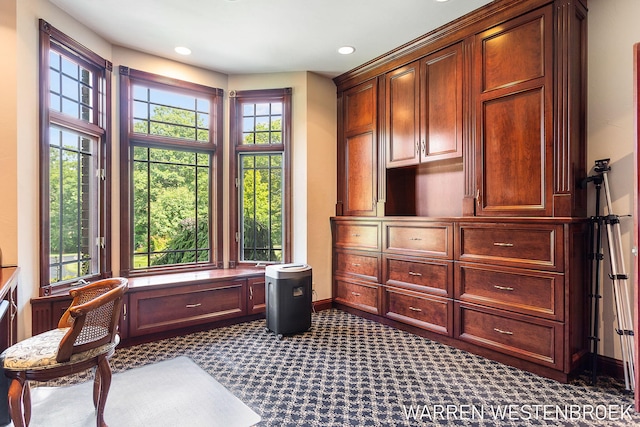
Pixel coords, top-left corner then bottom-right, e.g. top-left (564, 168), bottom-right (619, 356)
top-left (51, 309), bottom-right (638, 426)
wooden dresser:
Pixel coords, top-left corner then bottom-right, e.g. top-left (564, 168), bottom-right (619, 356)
top-left (332, 0), bottom-right (589, 382)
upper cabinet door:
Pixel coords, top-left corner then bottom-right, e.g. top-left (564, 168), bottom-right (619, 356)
top-left (338, 79), bottom-right (379, 216)
top-left (385, 62), bottom-right (421, 168)
top-left (474, 5), bottom-right (554, 217)
top-left (385, 43), bottom-right (463, 169)
top-left (421, 43), bottom-right (463, 161)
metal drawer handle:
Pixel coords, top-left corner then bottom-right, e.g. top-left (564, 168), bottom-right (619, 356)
top-left (186, 303), bottom-right (202, 308)
top-left (408, 271), bottom-right (422, 277)
top-left (493, 328), bottom-right (513, 335)
top-left (351, 263), bottom-right (361, 267)
top-left (409, 237), bottom-right (422, 241)
top-left (351, 233), bottom-right (361, 237)
top-left (351, 292), bottom-right (361, 297)
top-left (249, 286), bottom-right (254, 300)
top-left (493, 242), bottom-right (514, 247)
top-left (493, 285), bottom-right (514, 291)
top-left (409, 306), bottom-right (422, 312)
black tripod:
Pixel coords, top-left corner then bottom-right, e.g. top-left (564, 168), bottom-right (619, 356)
top-left (584, 158), bottom-right (635, 390)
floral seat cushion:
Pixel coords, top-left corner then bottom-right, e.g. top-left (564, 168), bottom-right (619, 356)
top-left (0, 328), bottom-right (117, 371)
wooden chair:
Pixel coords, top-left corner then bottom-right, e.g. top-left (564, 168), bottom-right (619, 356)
top-left (1, 278), bottom-right (128, 427)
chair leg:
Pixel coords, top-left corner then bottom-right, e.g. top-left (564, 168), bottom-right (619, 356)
top-left (94, 355), bottom-right (112, 427)
top-left (7, 376), bottom-right (29, 427)
top-left (93, 366), bottom-right (101, 409)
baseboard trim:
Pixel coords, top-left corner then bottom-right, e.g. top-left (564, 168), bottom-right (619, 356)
top-left (594, 353), bottom-right (625, 381)
top-left (312, 298), bottom-right (333, 312)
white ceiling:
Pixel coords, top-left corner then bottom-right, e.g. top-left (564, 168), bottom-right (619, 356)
top-left (49, 0), bottom-right (494, 78)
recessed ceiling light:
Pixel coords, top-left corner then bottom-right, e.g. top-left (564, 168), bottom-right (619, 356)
top-left (338, 46), bottom-right (355, 55)
top-left (174, 46), bottom-right (192, 55)
top-left (436, 0), bottom-right (449, 2)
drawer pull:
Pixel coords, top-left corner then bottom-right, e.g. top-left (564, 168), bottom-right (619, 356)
top-left (351, 263), bottom-right (361, 267)
top-left (351, 233), bottom-right (361, 237)
top-left (409, 306), bottom-right (422, 312)
top-left (351, 291), bottom-right (361, 297)
top-left (493, 327), bottom-right (514, 335)
top-left (493, 242), bottom-right (514, 247)
top-left (409, 237), bottom-right (422, 241)
top-left (186, 303), bottom-right (202, 309)
top-left (408, 271), bottom-right (422, 277)
top-left (493, 285), bottom-right (514, 291)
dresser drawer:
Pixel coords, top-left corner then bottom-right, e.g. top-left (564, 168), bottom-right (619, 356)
top-left (455, 302), bottom-right (563, 369)
top-left (384, 255), bottom-right (452, 297)
top-left (383, 221), bottom-right (453, 259)
top-left (335, 249), bottom-right (380, 282)
top-left (384, 287), bottom-right (453, 336)
top-left (455, 263), bottom-right (563, 320)
top-left (457, 223), bottom-right (563, 271)
top-left (334, 276), bottom-right (380, 315)
top-left (334, 221), bottom-right (380, 250)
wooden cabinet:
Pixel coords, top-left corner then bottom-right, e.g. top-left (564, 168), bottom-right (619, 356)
top-left (337, 80), bottom-right (379, 216)
top-left (332, 217), bottom-right (588, 381)
top-left (331, 0), bottom-right (588, 382)
top-left (386, 43), bottom-right (463, 168)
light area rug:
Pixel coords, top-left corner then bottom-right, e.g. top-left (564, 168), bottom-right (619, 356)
top-left (6, 356), bottom-right (261, 427)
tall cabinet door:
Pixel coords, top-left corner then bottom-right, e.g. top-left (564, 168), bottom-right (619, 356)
top-left (474, 6), bottom-right (554, 216)
top-left (337, 79), bottom-right (379, 216)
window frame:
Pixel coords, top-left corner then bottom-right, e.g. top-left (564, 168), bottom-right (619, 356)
top-left (229, 88), bottom-right (292, 267)
top-left (38, 20), bottom-right (112, 295)
top-left (119, 67), bottom-right (223, 276)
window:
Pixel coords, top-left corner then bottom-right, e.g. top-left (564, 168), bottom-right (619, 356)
top-left (229, 88), bottom-right (291, 265)
top-left (119, 68), bottom-right (223, 275)
top-left (39, 20), bottom-right (112, 295)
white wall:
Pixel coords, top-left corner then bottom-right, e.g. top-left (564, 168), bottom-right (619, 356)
top-left (587, 0), bottom-right (639, 359)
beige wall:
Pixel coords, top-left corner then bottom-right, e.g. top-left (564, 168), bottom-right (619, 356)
top-left (0, 0), bottom-right (18, 266)
top-left (7, 0), bottom-right (337, 339)
top-left (228, 72), bottom-right (337, 301)
top-left (588, 0), bottom-right (639, 360)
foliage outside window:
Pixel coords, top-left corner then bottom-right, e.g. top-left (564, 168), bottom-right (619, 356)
top-left (39, 20), bottom-right (112, 294)
top-left (119, 68), bottom-right (223, 275)
top-left (230, 89), bottom-right (291, 265)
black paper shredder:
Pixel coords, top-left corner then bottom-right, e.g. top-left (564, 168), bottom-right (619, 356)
top-left (265, 263), bottom-right (312, 339)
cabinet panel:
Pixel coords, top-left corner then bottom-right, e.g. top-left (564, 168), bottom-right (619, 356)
top-left (455, 263), bottom-right (563, 320)
top-left (247, 276), bottom-right (266, 315)
top-left (334, 276), bottom-right (380, 315)
top-left (344, 132), bottom-right (377, 215)
top-left (335, 249), bottom-right (380, 282)
top-left (384, 286), bottom-right (453, 336)
top-left (457, 223), bottom-right (562, 271)
top-left (383, 221), bottom-right (453, 259)
top-left (456, 302), bottom-right (563, 369)
top-left (129, 280), bottom-right (246, 337)
top-left (423, 43), bottom-right (463, 160)
top-left (386, 62), bottom-right (420, 167)
top-left (345, 81), bottom-right (376, 134)
top-left (384, 255), bottom-right (452, 297)
top-left (480, 15), bottom-right (545, 92)
top-left (480, 88), bottom-right (548, 212)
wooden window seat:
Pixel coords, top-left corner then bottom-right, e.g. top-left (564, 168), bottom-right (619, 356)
top-left (31, 268), bottom-right (267, 345)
